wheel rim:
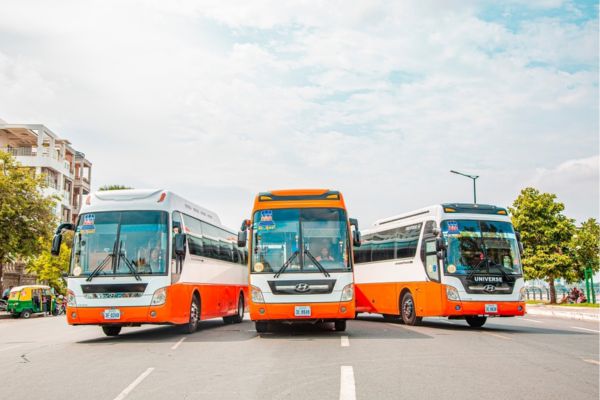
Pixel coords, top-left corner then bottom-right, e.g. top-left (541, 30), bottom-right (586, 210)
top-left (190, 301), bottom-right (199, 328)
top-left (403, 298), bottom-right (414, 319)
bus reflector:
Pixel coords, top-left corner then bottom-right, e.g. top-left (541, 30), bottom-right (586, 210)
top-left (444, 207), bottom-right (456, 213)
top-left (326, 194), bottom-right (339, 199)
top-left (157, 192), bottom-right (167, 203)
top-left (260, 196), bottom-right (272, 201)
top-left (497, 210), bottom-right (507, 215)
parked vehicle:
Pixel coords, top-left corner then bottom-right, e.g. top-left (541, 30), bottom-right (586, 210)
top-left (6, 285), bottom-right (56, 318)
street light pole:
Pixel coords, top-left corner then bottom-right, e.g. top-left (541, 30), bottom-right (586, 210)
top-left (450, 170), bottom-right (479, 204)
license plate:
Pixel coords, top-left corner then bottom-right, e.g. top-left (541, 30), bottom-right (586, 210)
top-left (103, 309), bottom-right (121, 320)
top-left (485, 304), bottom-right (498, 313)
top-left (294, 306), bottom-right (311, 317)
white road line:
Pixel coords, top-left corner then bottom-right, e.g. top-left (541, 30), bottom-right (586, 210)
top-left (571, 326), bottom-right (600, 334)
top-left (340, 336), bottom-right (349, 347)
top-left (582, 359), bottom-right (600, 365)
top-left (482, 332), bottom-right (512, 340)
top-left (339, 366), bottom-right (356, 400)
top-left (113, 368), bottom-right (154, 400)
top-left (171, 337), bottom-right (186, 350)
top-left (0, 345), bottom-right (21, 352)
top-left (521, 318), bottom-right (543, 323)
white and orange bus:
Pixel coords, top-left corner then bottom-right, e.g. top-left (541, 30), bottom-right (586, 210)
top-left (354, 203), bottom-right (526, 328)
top-left (51, 189), bottom-right (248, 336)
top-left (237, 189), bottom-right (361, 333)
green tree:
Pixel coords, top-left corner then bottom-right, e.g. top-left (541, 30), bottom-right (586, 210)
top-left (99, 184), bottom-right (132, 191)
top-left (0, 151), bottom-right (57, 287)
top-left (27, 232), bottom-right (73, 294)
top-left (570, 218), bottom-right (600, 281)
top-left (509, 187), bottom-right (576, 303)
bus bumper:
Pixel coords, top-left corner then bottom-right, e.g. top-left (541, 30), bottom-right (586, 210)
top-left (66, 305), bottom-right (172, 326)
top-left (443, 300), bottom-right (526, 317)
top-left (249, 300), bottom-right (355, 321)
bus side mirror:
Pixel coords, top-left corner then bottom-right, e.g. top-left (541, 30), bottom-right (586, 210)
top-left (174, 233), bottom-right (186, 256)
top-left (349, 218), bottom-right (361, 247)
top-left (237, 231), bottom-right (247, 248)
top-left (51, 223), bottom-right (74, 256)
top-left (437, 250), bottom-right (446, 260)
top-left (515, 231), bottom-right (524, 255)
top-left (435, 237), bottom-right (446, 252)
top-left (51, 234), bottom-right (63, 256)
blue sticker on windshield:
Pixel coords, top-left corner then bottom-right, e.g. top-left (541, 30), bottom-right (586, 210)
top-left (257, 210), bottom-right (276, 230)
top-left (447, 221), bottom-right (459, 233)
top-left (81, 214), bottom-right (96, 234)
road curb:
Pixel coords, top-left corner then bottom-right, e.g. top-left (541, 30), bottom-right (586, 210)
top-left (527, 307), bottom-right (600, 321)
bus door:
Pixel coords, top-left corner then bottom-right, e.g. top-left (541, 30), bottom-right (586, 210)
top-left (418, 221), bottom-right (444, 315)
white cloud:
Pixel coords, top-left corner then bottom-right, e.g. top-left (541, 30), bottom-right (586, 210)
top-left (0, 0), bottom-right (597, 229)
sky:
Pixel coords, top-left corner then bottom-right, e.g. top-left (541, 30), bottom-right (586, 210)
top-left (0, 0), bottom-right (598, 229)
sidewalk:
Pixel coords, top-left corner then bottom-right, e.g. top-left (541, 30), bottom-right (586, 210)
top-left (527, 304), bottom-right (600, 321)
top-left (0, 311), bottom-right (13, 320)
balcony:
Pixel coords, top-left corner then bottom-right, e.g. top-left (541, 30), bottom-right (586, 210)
top-left (1, 147), bottom-right (73, 177)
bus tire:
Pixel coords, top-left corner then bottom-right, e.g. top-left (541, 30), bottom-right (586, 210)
top-left (401, 292), bottom-right (422, 326)
top-left (334, 320), bottom-right (347, 332)
top-left (223, 295), bottom-right (244, 324)
top-left (465, 316), bottom-right (487, 328)
top-left (102, 326), bottom-right (122, 336)
top-left (255, 321), bottom-right (268, 333)
top-left (20, 310), bottom-right (31, 319)
top-left (179, 295), bottom-right (200, 334)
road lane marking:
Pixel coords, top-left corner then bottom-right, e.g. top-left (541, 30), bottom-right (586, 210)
top-left (0, 345), bottom-right (21, 352)
top-left (582, 359), bottom-right (600, 365)
top-left (171, 337), bottom-right (186, 350)
top-left (482, 332), bottom-right (512, 340)
top-left (340, 366), bottom-right (356, 400)
top-left (571, 326), bottom-right (600, 333)
top-left (521, 318), bottom-right (543, 323)
top-left (340, 336), bottom-right (349, 347)
top-left (113, 367), bottom-right (154, 400)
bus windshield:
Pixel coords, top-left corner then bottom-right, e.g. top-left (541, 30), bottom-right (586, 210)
top-left (71, 211), bottom-right (169, 277)
top-left (441, 219), bottom-right (522, 276)
top-left (251, 208), bottom-right (351, 274)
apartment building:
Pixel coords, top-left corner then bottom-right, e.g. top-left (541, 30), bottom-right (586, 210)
top-left (0, 122), bottom-right (92, 224)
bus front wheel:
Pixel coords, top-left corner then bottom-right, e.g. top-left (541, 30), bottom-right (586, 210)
top-left (102, 326), bottom-right (122, 336)
top-left (401, 292), bottom-right (422, 326)
top-left (465, 316), bottom-right (487, 328)
top-left (334, 320), bottom-right (347, 332)
top-left (255, 321), bottom-right (268, 333)
top-left (179, 296), bottom-right (200, 334)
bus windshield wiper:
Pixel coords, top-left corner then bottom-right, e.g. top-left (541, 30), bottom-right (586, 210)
top-left (304, 249), bottom-right (331, 277)
top-left (466, 258), bottom-right (488, 281)
top-left (274, 250), bottom-right (299, 278)
top-left (118, 241), bottom-right (142, 281)
top-left (86, 253), bottom-right (113, 282)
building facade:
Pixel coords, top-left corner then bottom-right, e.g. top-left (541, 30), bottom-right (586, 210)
top-left (0, 122), bottom-right (92, 295)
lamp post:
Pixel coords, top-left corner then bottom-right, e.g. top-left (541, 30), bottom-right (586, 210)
top-left (450, 170), bottom-right (479, 204)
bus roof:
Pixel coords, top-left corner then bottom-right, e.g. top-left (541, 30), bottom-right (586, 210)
top-left (252, 188), bottom-right (347, 211)
top-left (373, 203), bottom-right (510, 227)
top-left (81, 189), bottom-right (222, 226)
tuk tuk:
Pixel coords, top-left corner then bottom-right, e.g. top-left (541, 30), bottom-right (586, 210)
top-left (7, 285), bottom-right (56, 318)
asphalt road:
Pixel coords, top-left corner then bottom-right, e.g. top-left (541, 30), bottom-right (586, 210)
top-left (0, 313), bottom-right (598, 400)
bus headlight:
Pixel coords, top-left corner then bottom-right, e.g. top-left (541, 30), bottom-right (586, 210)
top-left (67, 289), bottom-right (77, 307)
top-left (519, 287), bottom-right (526, 301)
top-left (151, 287), bottom-right (167, 306)
top-left (446, 285), bottom-right (460, 301)
top-left (340, 284), bottom-right (354, 302)
top-left (251, 286), bottom-right (264, 303)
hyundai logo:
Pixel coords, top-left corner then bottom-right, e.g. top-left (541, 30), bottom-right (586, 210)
top-left (295, 283), bottom-right (310, 293)
top-left (483, 284), bottom-right (496, 293)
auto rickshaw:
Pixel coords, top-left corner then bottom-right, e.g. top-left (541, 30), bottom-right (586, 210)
top-left (6, 285), bottom-right (56, 318)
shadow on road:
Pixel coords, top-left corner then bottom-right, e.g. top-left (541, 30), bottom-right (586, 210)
top-left (76, 318), bottom-right (257, 344)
